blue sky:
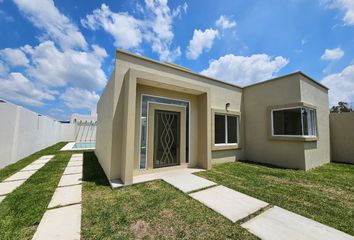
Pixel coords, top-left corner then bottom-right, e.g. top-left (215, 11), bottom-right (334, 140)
top-left (0, 0), bottom-right (353, 120)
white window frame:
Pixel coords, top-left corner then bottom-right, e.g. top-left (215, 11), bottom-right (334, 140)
top-left (271, 106), bottom-right (317, 138)
top-left (214, 114), bottom-right (239, 146)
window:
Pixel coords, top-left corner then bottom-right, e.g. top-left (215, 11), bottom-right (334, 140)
top-left (215, 114), bottom-right (238, 144)
top-left (272, 107), bottom-right (317, 137)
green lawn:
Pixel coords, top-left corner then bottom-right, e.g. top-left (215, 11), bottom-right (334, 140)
top-left (0, 142), bottom-right (67, 182)
top-left (1, 144), bottom-right (353, 239)
top-left (81, 152), bottom-right (256, 240)
top-left (0, 142), bottom-right (83, 240)
top-left (196, 161), bottom-right (354, 236)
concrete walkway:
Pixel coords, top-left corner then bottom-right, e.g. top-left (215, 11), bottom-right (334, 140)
top-left (131, 169), bottom-right (354, 239)
top-left (242, 206), bottom-right (354, 240)
top-left (131, 168), bottom-right (216, 193)
top-left (0, 155), bottom-right (54, 202)
top-left (190, 185), bottom-right (268, 222)
top-left (32, 153), bottom-right (83, 240)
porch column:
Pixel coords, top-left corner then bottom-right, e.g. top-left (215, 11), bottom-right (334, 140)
top-left (120, 69), bottom-right (137, 185)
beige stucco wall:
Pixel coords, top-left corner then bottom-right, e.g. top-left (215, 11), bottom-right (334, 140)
top-left (96, 50), bottom-right (330, 185)
top-left (95, 72), bottom-right (117, 179)
top-left (243, 74), bottom-right (329, 170)
top-left (115, 53), bottom-right (244, 167)
top-left (300, 77), bottom-right (330, 169)
top-left (330, 112), bottom-right (354, 164)
top-left (96, 51), bottom-right (244, 183)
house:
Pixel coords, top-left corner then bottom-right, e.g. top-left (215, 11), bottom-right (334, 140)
top-left (95, 50), bottom-right (330, 186)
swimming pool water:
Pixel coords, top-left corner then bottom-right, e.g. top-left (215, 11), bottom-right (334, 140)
top-left (73, 142), bottom-right (96, 149)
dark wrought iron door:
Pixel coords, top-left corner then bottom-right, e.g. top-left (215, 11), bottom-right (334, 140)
top-left (153, 110), bottom-right (180, 168)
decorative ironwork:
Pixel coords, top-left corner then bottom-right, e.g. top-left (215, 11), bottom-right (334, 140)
top-left (154, 110), bottom-right (180, 168)
top-left (139, 95), bottom-right (189, 169)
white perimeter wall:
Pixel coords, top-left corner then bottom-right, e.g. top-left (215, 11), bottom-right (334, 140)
top-left (0, 101), bottom-right (75, 169)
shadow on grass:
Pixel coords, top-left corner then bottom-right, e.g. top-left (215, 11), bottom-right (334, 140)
top-left (82, 151), bottom-right (110, 186)
top-left (237, 159), bottom-right (303, 171)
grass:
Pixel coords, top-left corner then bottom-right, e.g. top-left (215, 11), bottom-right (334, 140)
top-left (0, 142), bottom-right (84, 240)
top-left (2, 143), bottom-right (353, 239)
top-left (0, 142), bottom-right (67, 182)
top-left (81, 152), bottom-right (256, 240)
top-left (196, 161), bottom-right (354, 236)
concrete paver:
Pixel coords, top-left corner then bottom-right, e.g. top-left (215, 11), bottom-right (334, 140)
top-left (32, 204), bottom-right (81, 240)
top-left (241, 206), bottom-right (354, 240)
top-left (3, 170), bottom-right (37, 182)
top-left (71, 154), bottom-right (83, 160)
top-left (0, 180), bottom-right (25, 196)
top-left (48, 185), bottom-right (82, 209)
top-left (63, 166), bottom-right (82, 175)
top-left (132, 168), bottom-right (204, 185)
top-left (190, 185), bottom-right (268, 222)
top-left (67, 161), bottom-right (83, 167)
top-left (30, 160), bottom-right (50, 165)
top-left (162, 173), bottom-right (216, 193)
top-left (58, 173), bottom-right (82, 187)
top-left (39, 155), bottom-right (55, 160)
top-left (0, 155), bottom-right (54, 198)
top-left (21, 163), bottom-right (46, 171)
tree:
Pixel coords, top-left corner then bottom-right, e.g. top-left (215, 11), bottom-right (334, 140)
top-left (330, 101), bottom-right (353, 113)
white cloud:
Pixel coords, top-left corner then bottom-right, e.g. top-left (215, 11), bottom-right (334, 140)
top-left (81, 4), bottom-right (143, 49)
top-left (0, 72), bottom-right (55, 106)
top-left (25, 41), bottom-right (107, 90)
top-left (3, 0), bottom-right (108, 113)
top-left (91, 44), bottom-right (108, 60)
top-left (60, 87), bottom-right (99, 111)
top-left (323, 0), bottom-right (354, 25)
top-left (13, 0), bottom-right (87, 50)
top-left (322, 64), bottom-right (354, 105)
top-left (81, 0), bottom-right (185, 61)
top-left (215, 15), bottom-right (237, 29)
top-left (186, 28), bottom-right (219, 60)
top-left (0, 48), bottom-right (29, 67)
top-left (0, 60), bottom-right (9, 76)
top-left (321, 47), bottom-right (344, 60)
top-left (144, 0), bottom-right (182, 61)
top-left (201, 54), bottom-right (289, 86)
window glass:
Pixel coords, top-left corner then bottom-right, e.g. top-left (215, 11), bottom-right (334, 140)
top-left (227, 116), bottom-right (238, 143)
top-left (215, 114), bottom-right (226, 144)
top-left (273, 108), bottom-right (302, 135)
top-left (273, 107), bottom-right (316, 136)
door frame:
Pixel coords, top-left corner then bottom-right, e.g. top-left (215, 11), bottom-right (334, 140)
top-left (147, 103), bottom-right (186, 169)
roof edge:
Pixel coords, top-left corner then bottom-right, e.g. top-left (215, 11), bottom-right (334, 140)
top-left (243, 71), bottom-right (329, 90)
top-left (115, 50), bottom-right (328, 91)
top-left (115, 49), bottom-right (243, 89)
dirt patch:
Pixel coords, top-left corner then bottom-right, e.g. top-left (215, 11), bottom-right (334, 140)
top-left (130, 220), bottom-right (152, 239)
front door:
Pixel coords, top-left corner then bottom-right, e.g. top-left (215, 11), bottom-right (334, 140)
top-left (153, 110), bottom-right (180, 168)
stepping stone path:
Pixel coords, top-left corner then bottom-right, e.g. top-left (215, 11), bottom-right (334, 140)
top-left (241, 206), bottom-right (354, 240)
top-left (32, 153), bottom-right (83, 240)
top-left (0, 155), bottom-right (54, 201)
top-left (190, 185), bottom-right (268, 222)
top-left (132, 168), bottom-right (354, 239)
top-left (162, 172), bottom-right (216, 193)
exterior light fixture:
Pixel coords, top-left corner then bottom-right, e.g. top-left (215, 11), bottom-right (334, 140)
top-left (226, 103), bottom-right (230, 111)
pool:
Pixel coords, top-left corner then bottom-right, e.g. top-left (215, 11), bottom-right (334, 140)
top-left (61, 142), bottom-right (96, 151)
top-left (73, 142), bottom-right (95, 149)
